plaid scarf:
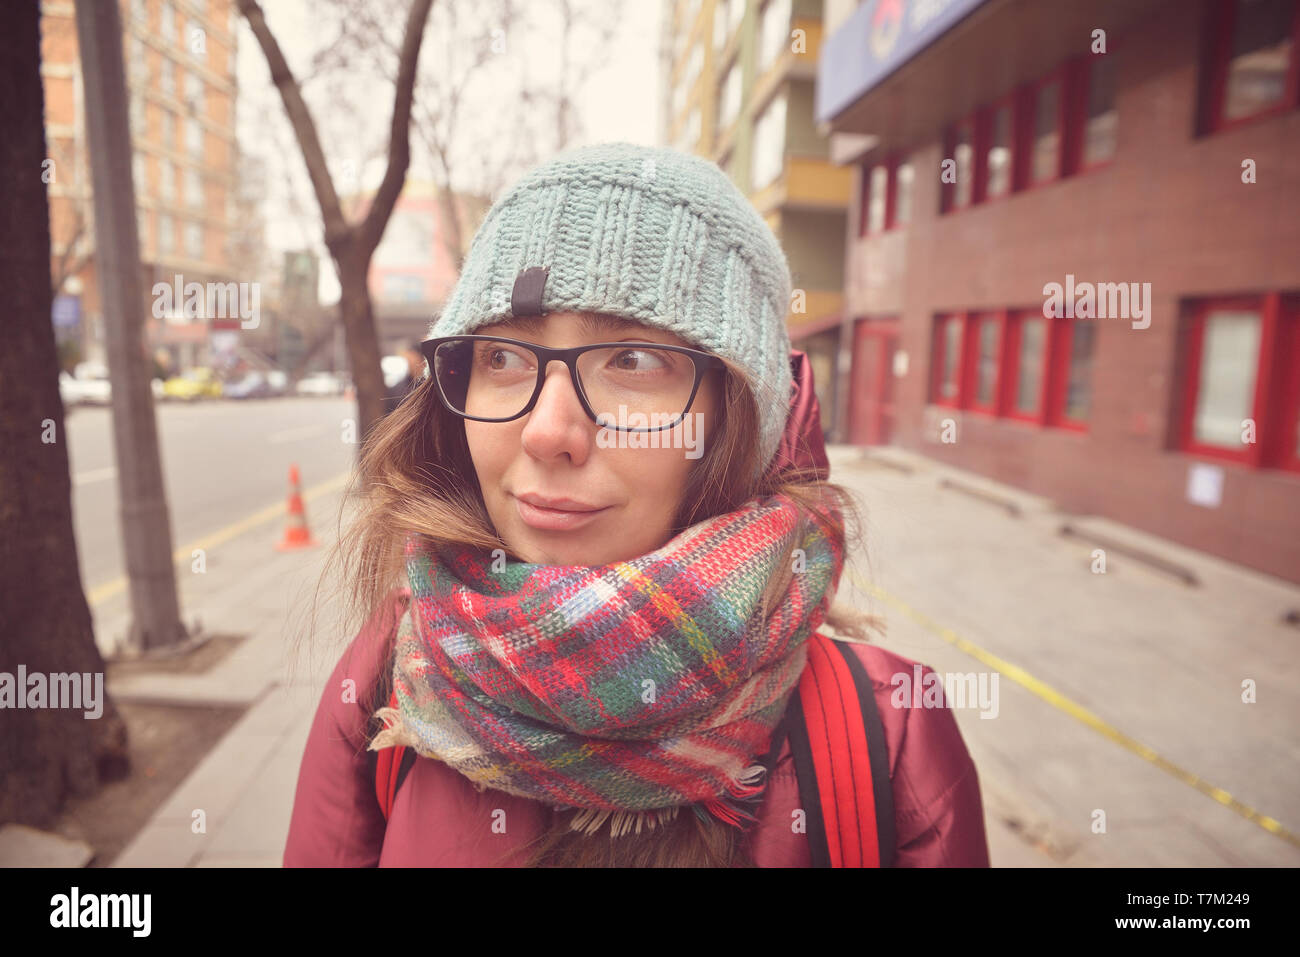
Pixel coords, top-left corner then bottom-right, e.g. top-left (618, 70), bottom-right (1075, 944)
top-left (370, 493), bottom-right (844, 838)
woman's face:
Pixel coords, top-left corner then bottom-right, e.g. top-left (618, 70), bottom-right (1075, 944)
top-left (461, 312), bottom-right (719, 566)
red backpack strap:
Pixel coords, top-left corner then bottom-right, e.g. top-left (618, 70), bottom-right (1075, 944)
top-left (373, 689), bottom-right (416, 821)
top-left (784, 632), bottom-right (896, 867)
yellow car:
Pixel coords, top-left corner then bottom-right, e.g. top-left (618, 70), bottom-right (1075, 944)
top-left (162, 367), bottom-right (223, 401)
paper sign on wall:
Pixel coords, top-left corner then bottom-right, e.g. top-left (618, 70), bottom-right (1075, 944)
top-left (1186, 463), bottom-right (1224, 508)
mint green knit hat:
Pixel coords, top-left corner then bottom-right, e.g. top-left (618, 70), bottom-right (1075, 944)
top-left (427, 141), bottom-right (795, 476)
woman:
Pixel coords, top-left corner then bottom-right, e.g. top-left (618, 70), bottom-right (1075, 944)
top-left (283, 143), bottom-right (990, 867)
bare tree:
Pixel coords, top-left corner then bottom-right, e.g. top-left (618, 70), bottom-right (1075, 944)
top-left (237, 0), bottom-right (435, 442)
top-left (1, 0), bottom-right (129, 828)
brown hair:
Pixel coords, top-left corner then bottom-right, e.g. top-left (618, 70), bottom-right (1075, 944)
top-left (293, 333), bottom-right (883, 867)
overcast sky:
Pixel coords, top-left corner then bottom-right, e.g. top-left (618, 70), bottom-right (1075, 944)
top-left (235, 0), bottom-right (664, 302)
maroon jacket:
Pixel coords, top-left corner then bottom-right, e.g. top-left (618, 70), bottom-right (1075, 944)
top-left (283, 352), bottom-right (991, 867)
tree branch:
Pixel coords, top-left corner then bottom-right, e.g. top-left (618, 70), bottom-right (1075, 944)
top-left (358, 0), bottom-right (436, 258)
top-left (237, 0), bottom-right (348, 248)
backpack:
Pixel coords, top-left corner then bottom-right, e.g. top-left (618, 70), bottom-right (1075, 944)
top-left (371, 631), bottom-right (896, 867)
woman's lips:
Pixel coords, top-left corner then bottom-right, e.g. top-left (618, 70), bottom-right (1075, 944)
top-left (513, 495), bottom-right (611, 532)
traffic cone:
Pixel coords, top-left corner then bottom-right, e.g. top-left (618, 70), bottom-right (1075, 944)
top-left (276, 463), bottom-right (318, 550)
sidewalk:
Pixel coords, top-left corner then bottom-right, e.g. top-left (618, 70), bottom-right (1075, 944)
top-left (108, 446), bottom-right (1300, 867)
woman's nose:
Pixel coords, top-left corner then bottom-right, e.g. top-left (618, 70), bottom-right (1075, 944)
top-left (519, 360), bottom-right (594, 465)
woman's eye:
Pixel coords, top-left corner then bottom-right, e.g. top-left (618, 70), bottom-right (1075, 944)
top-left (478, 345), bottom-right (530, 371)
top-left (611, 348), bottom-right (669, 372)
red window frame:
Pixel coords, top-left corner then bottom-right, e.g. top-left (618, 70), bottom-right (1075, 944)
top-left (884, 152), bottom-right (915, 229)
top-left (964, 310), bottom-right (1007, 415)
top-left (941, 114), bottom-right (979, 214)
top-left (859, 159), bottom-right (888, 237)
top-left (1202, 0), bottom-right (1300, 134)
top-left (1020, 66), bottom-right (1069, 189)
top-left (1004, 309), bottom-right (1052, 423)
top-left (1278, 294), bottom-right (1300, 473)
top-left (1177, 293), bottom-right (1298, 469)
top-left (931, 313), bottom-right (965, 407)
top-left (1044, 313), bottom-right (1094, 433)
top-left (1066, 49), bottom-right (1119, 175)
top-left (978, 95), bottom-right (1016, 204)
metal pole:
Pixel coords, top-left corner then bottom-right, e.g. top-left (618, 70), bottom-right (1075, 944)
top-left (74, 0), bottom-right (186, 651)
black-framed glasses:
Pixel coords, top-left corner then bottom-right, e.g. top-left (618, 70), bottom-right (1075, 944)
top-left (421, 334), bottom-right (723, 432)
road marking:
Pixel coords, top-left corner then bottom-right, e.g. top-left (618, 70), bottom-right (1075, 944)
top-left (74, 467), bottom-right (117, 486)
top-left (267, 424), bottom-right (328, 444)
top-left (86, 470), bottom-right (351, 607)
top-left (847, 567), bottom-right (1300, 851)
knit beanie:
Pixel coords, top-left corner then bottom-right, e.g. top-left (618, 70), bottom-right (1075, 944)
top-left (426, 141), bottom-right (795, 477)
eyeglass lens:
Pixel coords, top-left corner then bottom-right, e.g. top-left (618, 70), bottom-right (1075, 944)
top-left (433, 338), bottom-right (700, 427)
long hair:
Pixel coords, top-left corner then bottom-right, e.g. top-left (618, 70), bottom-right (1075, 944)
top-left (292, 331), bottom-right (884, 867)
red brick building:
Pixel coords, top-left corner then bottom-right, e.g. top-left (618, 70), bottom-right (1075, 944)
top-left (818, 0), bottom-right (1300, 583)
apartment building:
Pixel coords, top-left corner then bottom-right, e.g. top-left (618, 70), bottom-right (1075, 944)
top-left (818, 0), bottom-right (1300, 583)
top-left (42, 0), bottom-right (242, 371)
top-left (662, 0), bottom-right (854, 431)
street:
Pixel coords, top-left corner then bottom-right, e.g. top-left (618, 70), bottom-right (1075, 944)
top-left (66, 397), bottom-right (355, 605)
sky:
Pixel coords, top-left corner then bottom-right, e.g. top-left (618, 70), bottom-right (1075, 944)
top-left (235, 0), bottom-right (665, 303)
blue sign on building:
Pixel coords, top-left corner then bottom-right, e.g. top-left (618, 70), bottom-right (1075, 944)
top-left (816, 0), bottom-right (991, 126)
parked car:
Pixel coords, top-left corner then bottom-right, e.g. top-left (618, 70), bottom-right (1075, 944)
top-left (162, 367), bottom-right (223, 401)
top-left (224, 371), bottom-right (272, 399)
top-left (59, 361), bottom-right (112, 406)
top-left (265, 370), bottom-right (289, 396)
top-left (295, 372), bottom-right (345, 396)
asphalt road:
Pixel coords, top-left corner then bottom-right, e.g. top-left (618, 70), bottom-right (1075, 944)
top-left (64, 396), bottom-right (356, 596)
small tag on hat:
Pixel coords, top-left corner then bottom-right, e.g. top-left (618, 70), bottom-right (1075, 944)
top-left (511, 266), bottom-right (549, 317)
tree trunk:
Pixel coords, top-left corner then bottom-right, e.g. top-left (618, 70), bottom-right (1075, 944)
top-left (0, 0), bottom-right (129, 829)
top-left (334, 247), bottom-right (386, 443)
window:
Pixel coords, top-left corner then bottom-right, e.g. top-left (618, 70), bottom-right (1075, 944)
top-left (751, 91), bottom-right (786, 190)
top-left (130, 93), bottom-right (145, 132)
top-left (162, 109), bottom-right (176, 149)
top-left (943, 117), bottom-right (975, 212)
top-left (161, 58), bottom-right (175, 97)
top-left (185, 71), bottom-right (203, 115)
top-left (970, 312), bottom-right (1003, 411)
top-left (159, 214), bottom-right (174, 254)
top-left (1059, 320), bottom-right (1095, 426)
top-left (161, 1), bottom-right (175, 41)
top-left (1009, 312), bottom-right (1048, 417)
top-left (718, 60), bottom-right (741, 132)
top-left (1029, 74), bottom-right (1064, 185)
top-left (758, 0), bottom-right (791, 75)
top-left (1179, 293), bottom-right (1299, 469)
top-left (863, 163), bottom-right (888, 234)
top-left (185, 167), bottom-right (203, 206)
top-left (187, 18), bottom-right (205, 61)
top-left (983, 100), bottom-right (1013, 200)
top-left (932, 314), bottom-right (963, 406)
top-left (159, 159), bottom-right (174, 201)
top-left (133, 153), bottom-right (145, 194)
top-left (186, 118), bottom-right (204, 159)
top-left (1080, 54), bottom-right (1118, 168)
top-left (892, 156), bottom-right (915, 227)
top-left (1205, 0), bottom-right (1300, 131)
top-left (382, 273), bottom-right (425, 302)
top-left (184, 221), bottom-right (203, 260)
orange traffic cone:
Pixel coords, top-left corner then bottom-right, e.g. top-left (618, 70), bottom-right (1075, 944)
top-left (276, 463), bottom-right (318, 550)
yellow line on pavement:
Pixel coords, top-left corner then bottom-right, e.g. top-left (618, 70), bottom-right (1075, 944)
top-left (847, 567), bottom-right (1300, 851)
top-left (87, 470), bottom-right (352, 607)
